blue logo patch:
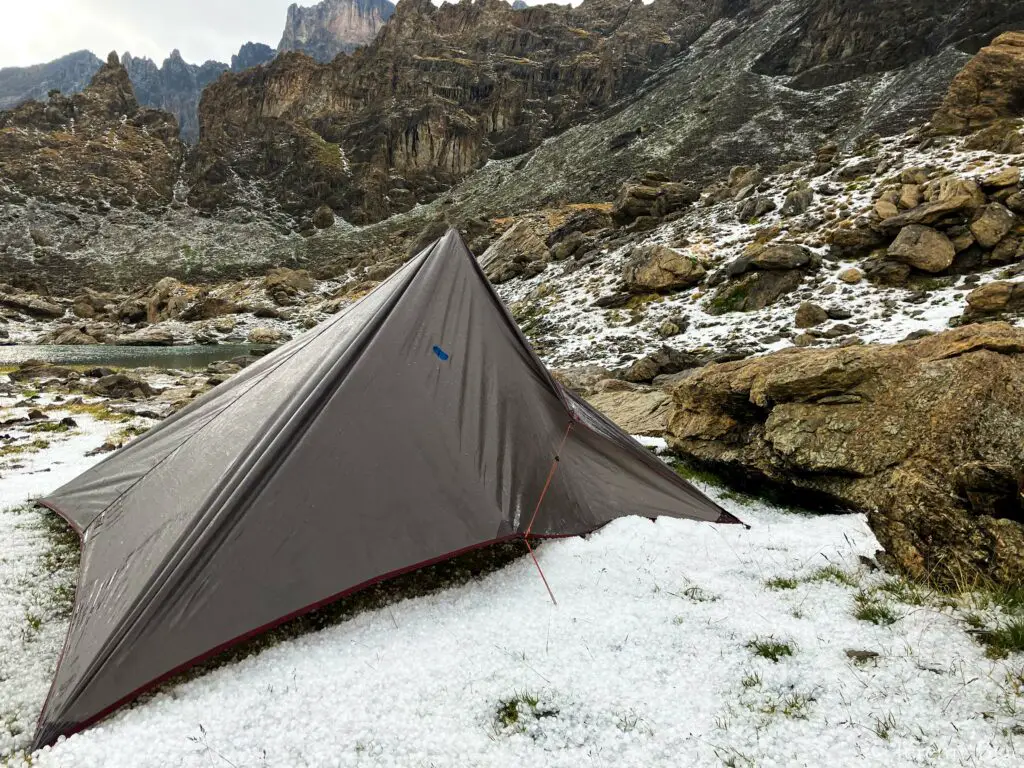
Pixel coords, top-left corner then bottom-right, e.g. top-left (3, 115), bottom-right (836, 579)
top-left (432, 345), bottom-right (450, 361)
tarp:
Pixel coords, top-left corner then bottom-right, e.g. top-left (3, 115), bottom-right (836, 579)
top-left (33, 229), bottom-right (737, 748)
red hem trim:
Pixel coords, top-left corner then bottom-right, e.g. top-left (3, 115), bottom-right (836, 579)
top-left (31, 524), bottom-right (579, 749)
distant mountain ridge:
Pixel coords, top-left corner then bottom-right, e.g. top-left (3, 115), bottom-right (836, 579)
top-left (0, 0), bottom-right (392, 139)
top-left (121, 48), bottom-right (276, 142)
top-left (279, 0), bottom-right (396, 62)
top-left (0, 50), bottom-right (103, 110)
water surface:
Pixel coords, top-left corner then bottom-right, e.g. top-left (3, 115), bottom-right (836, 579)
top-left (0, 345), bottom-right (266, 369)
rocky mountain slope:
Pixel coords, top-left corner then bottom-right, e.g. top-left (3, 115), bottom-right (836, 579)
top-left (188, 0), bottom-right (1024, 228)
top-left (0, 51), bottom-right (103, 110)
top-left (4, 0), bottom-right (1024, 292)
top-left (278, 0), bottom-right (395, 61)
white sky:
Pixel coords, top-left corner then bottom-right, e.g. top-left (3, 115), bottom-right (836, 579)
top-left (0, 0), bottom-right (573, 69)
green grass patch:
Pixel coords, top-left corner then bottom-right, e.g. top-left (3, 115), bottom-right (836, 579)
top-left (494, 690), bottom-right (558, 732)
top-left (0, 438), bottom-right (50, 459)
top-left (27, 421), bottom-right (74, 434)
top-left (876, 576), bottom-right (927, 606)
top-left (60, 401), bottom-right (133, 422)
top-left (671, 460), bottom-right (724, 487)
top-left (765, 576), bottom-right (799, 591)
top-left (976, 618), bottom-right (1024, 659)
top-left (678, 585), bottom-right (719, 603)
top-left (741, 672), bottom-right (762, 689)
top-left (746, 637), bottom-right (794, 663)
top-left (806, 564), bottom-right (859, 588)
top-left (873, 712), bottom-right (898, 740)
top-left (853, 591), bottom-right (900, 625)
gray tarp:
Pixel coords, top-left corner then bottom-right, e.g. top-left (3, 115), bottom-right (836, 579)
top-left (33, 229), bottom-right (736, 748)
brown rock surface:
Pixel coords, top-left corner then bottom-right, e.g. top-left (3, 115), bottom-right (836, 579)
top-left (887, 225), bottom-right (956, 273)
top-left (586, 382), bottom-right (672, 437)
top-left (0, 52), bottom-right (182, 211)
top-left (932, 31), bottom-right (1024, 135)
top-left (623, 245), bottom-right (705, 293)
top-left (667, 323), bottom-right (1024, 586)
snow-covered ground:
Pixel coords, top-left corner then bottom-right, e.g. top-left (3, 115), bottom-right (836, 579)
top-left (497, 135), bottom-right (1024, 370)
top-left (1, 428), bottom-right (1021, 767)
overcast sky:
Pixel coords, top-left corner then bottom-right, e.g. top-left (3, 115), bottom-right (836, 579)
top-left (0, 0), bottom-right (572, 69)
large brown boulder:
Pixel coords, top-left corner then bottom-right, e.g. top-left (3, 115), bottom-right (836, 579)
top-left (962, 280), bottom-right (1024, 320)
top-left (706, 270), bottom-right (804, 314)
top-left (586, 381), bottom-right (672, 437)
top-left (887, 225), bottom-right (956, 273)
top-left (623, 245), bottom-right (705, 293)
top-left (970, 203), bottom-right (1017, 249)
top-left (667, 323), bottom-right (1024, 586)
top-left (481, 220), bottom-right (550, 285)
top-left (932, 32), bottom-right (1024, 135)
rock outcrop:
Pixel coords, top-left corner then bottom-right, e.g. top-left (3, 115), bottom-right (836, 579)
top-left (667, 323), bottom-right (1024, 587)
top-left (0, 52), bottom-right (183, 211)
top-left (278, 0), bottom-right (395, 62)
top-left (931, 31), bottom-right (1024, 136)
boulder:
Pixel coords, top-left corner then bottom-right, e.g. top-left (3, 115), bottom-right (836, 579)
top-left (623, 347), bottom-right (710, 384)
top-left (667, 323), bottom-right (1024, 586)
top-left (7, 360), bottom-right (79, 382)
top-left (612, 179), bottom-right (698, 225)
top-left (622, 245), bottom-right (705, 293)
top-left (864, 258), bottom-right (912, 286)
top-left (982, 167), bottom-right (1021, 189)
top-left (838, 267), bottom-right (864, 284)
top-left (750, 243), bottom-right (815, 271)
top-left (312, 205), bottom-right (335, 229)
top-left (151, 278), bottom-right (199, 322)
top-left (247, 327), bottom-right (290, 345)
top-left (481, 220), bottom-right (550, 284)
top-left (781, 183), bottom-right (814, 216)
top-left (88, 373), bottom-right (157, 399)
top-left (0, 293), bottom-right (63, 319)
top-left (736, 195), bottom-right (776, 223)
top-left (586, 384), bottom-right (672, 437)
top-left (827, 227), bottom-right (885, 259)
top-left (180, 296), bottom-right (240, 322)
top-left (970, 203), bottom-right (1017, 248)
top-left (264, 268), bottom-right (314, 304)
top-left (931, 32), bottom-right (1024, 135)
top-left (963, 280), bottom-right (1024, 318)
top-left (874, 177), bottom-right (985, 234)
top-left (50, 327), bottom-right (100, 345)
top-left (887, 225), bottom-right (956, 273)
top-left (794, 302), bottom-right (829, 328)
top-left (113, 326), bottom-right (176, 346)
top-left (707, 270), bottom-right (804, 315)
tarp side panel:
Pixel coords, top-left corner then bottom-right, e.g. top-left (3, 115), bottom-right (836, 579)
top-left (40, 249), bottom-right (432, 532)
top-left (32, 250), bottom-right (432, 748)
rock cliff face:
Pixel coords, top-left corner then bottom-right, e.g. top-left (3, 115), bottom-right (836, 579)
top-left (122, 51), bottom-right (229, 143)
top-left (0, 51), bottom-right (103, 110)
top-left (192, 0), bottom-right (733, 223)
top-left (278, 0), bottom-right (395, 62)
top-left (931, 30), bottom-right (1024, 135)
top-left (191, 0), bottom-right (1024, 226)
top-left (231, 43), bottom-right (277, 72)
top-left (751, 0), bottom-right (1024, 89)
